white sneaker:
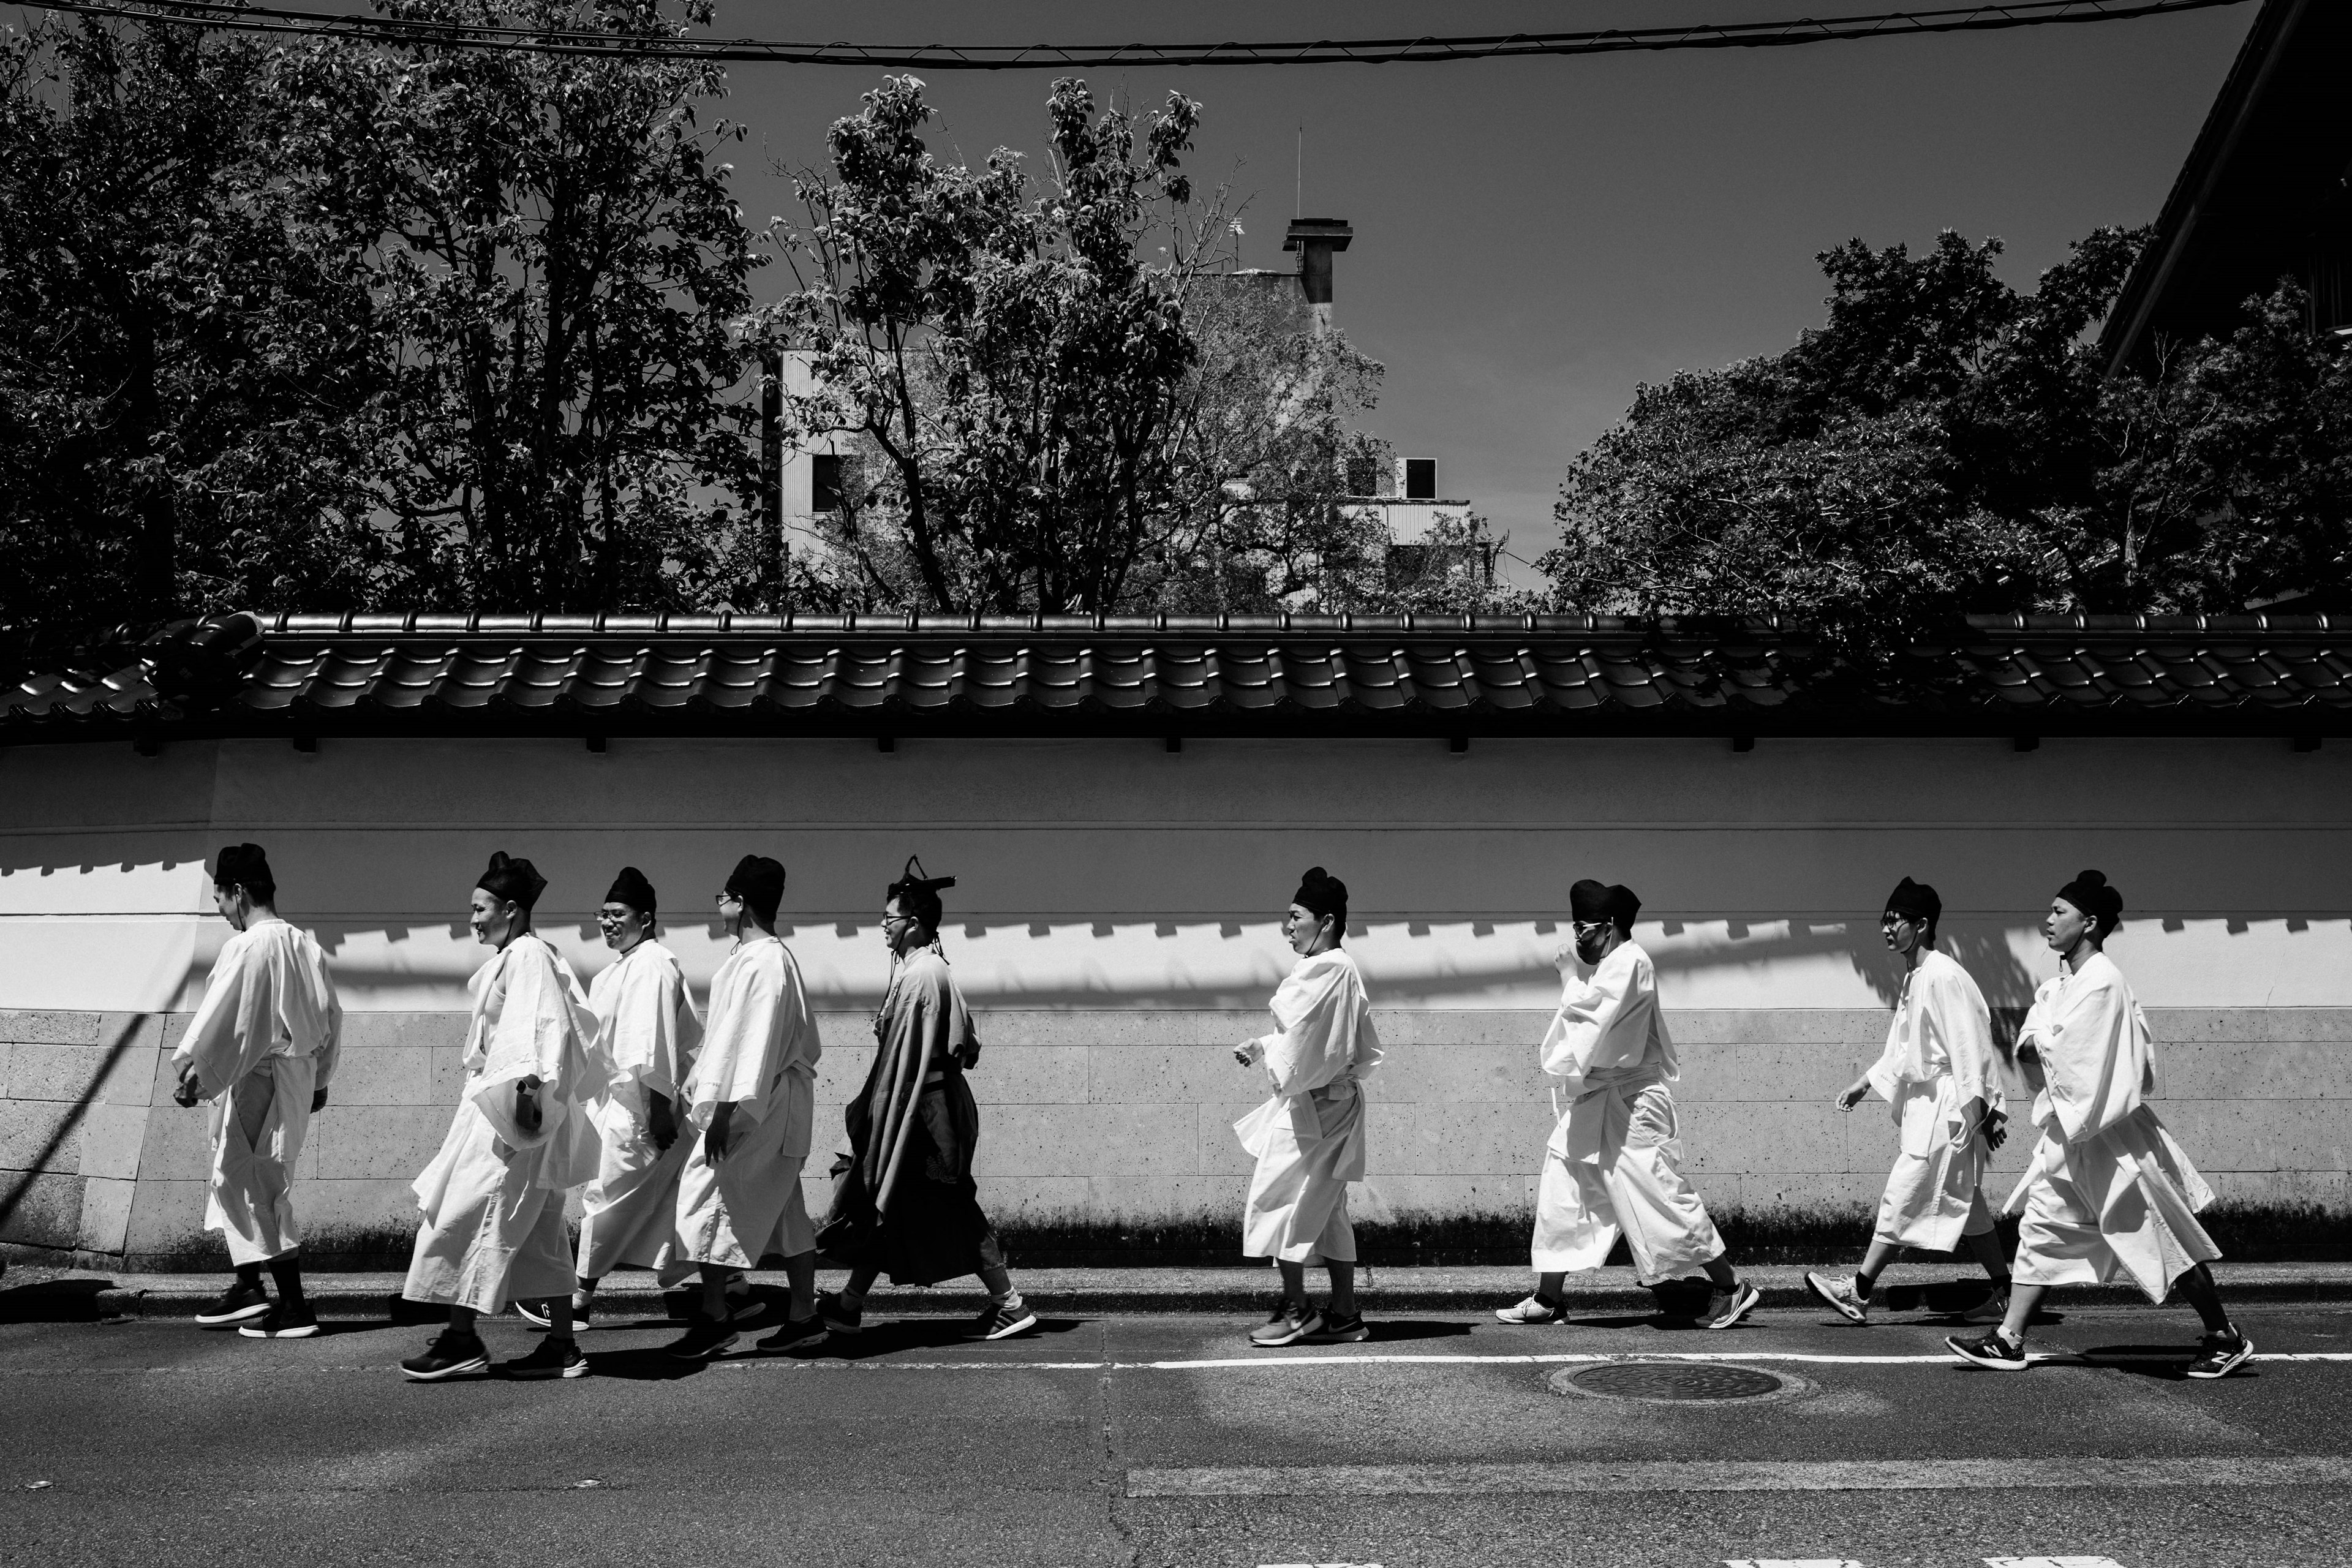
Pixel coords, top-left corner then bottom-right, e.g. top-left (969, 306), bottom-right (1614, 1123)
top-left (1700, 1280), bottom-right (1762, 1330)
top-left (1803, 1271), bottom-right (1869, 1325)
top-left (1494, 1294), bottom-right (1566, 1325)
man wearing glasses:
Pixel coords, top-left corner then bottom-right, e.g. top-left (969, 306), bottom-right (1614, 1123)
top-left (1806, 877), bottom-right (2011, 1328)
top-left (1495, 878), bottom-right (1760, 1331)
top-left (664, 855), bottom-right (827, 1360)
top-left (554, 867), bottom-right (704, 1329)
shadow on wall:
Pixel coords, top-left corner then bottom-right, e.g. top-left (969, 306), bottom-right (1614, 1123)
top-left (0, 1012), bottom-right (153, 1249)
top-left (278, 912), bottom-right (2098, 1011)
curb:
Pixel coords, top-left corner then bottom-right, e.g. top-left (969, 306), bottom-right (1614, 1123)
top-left (70, 1274), bottom-right (2352, 1321)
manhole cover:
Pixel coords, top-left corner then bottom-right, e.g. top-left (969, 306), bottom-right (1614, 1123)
top-left (1550, 1362), bottom-right (1804, 1404)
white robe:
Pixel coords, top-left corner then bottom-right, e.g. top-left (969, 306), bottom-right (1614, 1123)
top-left (674, 934), bottom-right (822, 1268)
top-left (404, 934), bottom-right (604, 1313)
top-left (1862, 949), bottom-right (2003, 1251)
top-left (578, 939), bottom-right (703, 1281)
top-left (170, 919), bottom-right (342, 1265)
top-left (1529, 940), bottom-right (1724, 1283)
top-left (2003, 951), bottom-right (2220, 1302)
top-left (1235, 948), bottom-right (1382, 1265)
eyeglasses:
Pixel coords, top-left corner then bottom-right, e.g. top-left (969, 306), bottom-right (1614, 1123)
top-left (1880, 914), bottom-right (1915, 929)
top-left (595, 910), bottom-right (635, 926)
top-left (1570, 920), bottom-right (1610, 937)
top-left (715, 891), bottom-right (741, 906)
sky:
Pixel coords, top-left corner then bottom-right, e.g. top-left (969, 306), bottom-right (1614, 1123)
top-left (7, 0), bottom-right (2262, 571)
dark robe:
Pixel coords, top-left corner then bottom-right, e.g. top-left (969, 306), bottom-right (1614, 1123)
top-left (816, 946), bottom-right (1006, 1285)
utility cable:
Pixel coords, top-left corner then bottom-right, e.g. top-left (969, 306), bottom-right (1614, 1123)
top-left (18, 0), bottom-right (2254, 69)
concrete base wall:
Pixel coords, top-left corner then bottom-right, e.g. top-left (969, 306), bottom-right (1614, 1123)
top-left (4, 733), bottom-right (2348, 1265)
top-left (9, 1005), bottom-right (2344, 1268)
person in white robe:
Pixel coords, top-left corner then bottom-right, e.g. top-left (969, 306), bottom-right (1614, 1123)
top-left (1495, 879), bottom-right (1760, 1330)
top-left (1948, 869), bottom-right (2252, 1378)
top-left (564, 865), bottom-right (702, 1324)
top-left (171, 842), bottom-right (342, 1340)
top-left (663, 854), bottom-right (827, 1360)
top-left (1806, 876), bottom-right (2013, 1325)
top-left (1233, 867), bottom-right (1382, 1348)
top-left (399, 853), bottom-right (605, 1382)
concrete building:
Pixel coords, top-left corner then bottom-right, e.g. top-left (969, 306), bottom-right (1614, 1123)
top-left (2, 610), bottom-right (2345, 1268)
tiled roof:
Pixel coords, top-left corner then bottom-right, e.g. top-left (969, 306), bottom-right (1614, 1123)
top-left (5, 611), bottom-right (2348, 743)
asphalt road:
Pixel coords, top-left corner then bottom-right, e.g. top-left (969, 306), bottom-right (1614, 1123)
top-left (4, 1292), bottom-right (2348, 1568)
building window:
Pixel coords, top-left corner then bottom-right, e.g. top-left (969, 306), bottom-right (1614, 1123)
top-left (812, 453), bottom-right (843, 513)
top-left (1403, 459), bottom-right (1436, 500)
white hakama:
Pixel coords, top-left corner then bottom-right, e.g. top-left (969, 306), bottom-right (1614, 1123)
top-left (2003, 952), bottom-right (2220, 1302)
top-left (171, 920), bottom-right (342, 1265)
top-left (403, 934), bottom-right (603, 1314)
top-left (577, 940), bottom-right (703, 1281)
top-left (674, 934), bottom-right (821, 1270)
top-left (1862, 949), bottom-right (2003, 1252)
top-left (1236, 949), bottom-right (1382, 1265)
top-left (1529, 941), bottom-right (1725, 1284)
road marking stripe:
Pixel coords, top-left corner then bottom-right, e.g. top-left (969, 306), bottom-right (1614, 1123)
top-left (6, 1349), bottom-right (2351, 1376)
top-left (1985, 1559), bottom-right (2128, 1567)
top-left (1125, 1457), bottom-right (2352, 1497)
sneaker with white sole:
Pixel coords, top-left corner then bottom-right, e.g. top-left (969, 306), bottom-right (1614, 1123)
top-left (195, 1283), bottom-right (271, 1328)
top-left (1494, 1294), bottom-right (1566, 1325)
top-left (1958, 1291), bottom-right (2011, 1325)
top-left (2187, 1328), bottom-right (2255, 1381)
top-left (757, 1315), bottom-right (831, 1354)
top-left (1306, 1311), bottom-right (1370, 1344)
top-left (236, 1303), bottom-right (320, 1340)
top-left (400, 1329), bottom-right (490, 1382)
top-left (1803, 1271), bottom-right (1869, 1325)
top-left (818, 1294), bottom-right (862, 1335)
top-left (971, 1302), bottom-right (1039, 1340)
top-left (663, 1316), bottom-right (740, 1362)
top-left (513, 1300), bottom-right (552, 1329)
top-left (1947, 1329), bottom-right (2030, 1370)
top-left (1700, 1280), bottom-right (1762, 1330)
top-left (497, 1337), bottom-right (590, 1379)
top-left (1249, 1303), bottom-right (1321, 1348)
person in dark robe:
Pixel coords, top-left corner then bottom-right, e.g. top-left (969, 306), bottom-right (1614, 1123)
top-left (815, 858), bottom-right (1036, 1341)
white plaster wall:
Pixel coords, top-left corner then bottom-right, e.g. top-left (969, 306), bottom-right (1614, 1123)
top-left (1, 734), bottom-right (2346, 1014)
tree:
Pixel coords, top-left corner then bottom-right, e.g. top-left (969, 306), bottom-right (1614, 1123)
top-left (0, 17), bottom-right (388, 638)
top-left (766, 75), bottom-right (1215, 614)
top-left (1544, 227), bottom-right (2352, 664)
top-left (284, 0), bottom-right (772, 611)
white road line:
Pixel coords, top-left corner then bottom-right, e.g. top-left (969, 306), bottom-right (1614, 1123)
top-left (8, 1349), bottom-right (2352, 1377)
top-left (1125, 1457), bottom-right (2352, 1498)
top-left (1985, 1558), bottom-right (2128, 1568)
top-left (1725, 1559), bottom-right (1863, 1567)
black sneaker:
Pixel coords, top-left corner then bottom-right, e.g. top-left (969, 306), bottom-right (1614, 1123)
top-left (497, 1337), bottom-right (590, 1380)
top-left (513, 1300), bottom-right (552, 1329)
top-left (1947, 1330), bottom-right (2030, 1371)
top-left (237, 1303), bottom-right (320, 1340)
top-left (1306, 1310), bottom-right (1370, 1344)
top-left (971, 1301), bottom-right (1039, 1341)
top-left (400, 1329), bottom-right (490, 1381)
top-left (724, 1295), bottom-right (774, 1332)
top-left (757, 1314), bottom-right (831, 1353)
top-left (195, 1283), bottom-right (271, 1328)
top-left (2187, 1328), bottom-right (2255, 1381)
top-left (663, 1316), bottom-right (740, 1361)
top-left (818, 1293), bottom-right (863, 1335)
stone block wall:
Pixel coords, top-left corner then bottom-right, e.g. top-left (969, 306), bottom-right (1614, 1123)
top-left (7, 1005), bottom-right (2345, 1269)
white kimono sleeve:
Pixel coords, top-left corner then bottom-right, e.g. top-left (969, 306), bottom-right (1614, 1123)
top-left (467, 938), bottom-right (601, 1153)
top-left (1539, 944), bottom-right (1655, 1084)
top-left (689, 943), bottom-right (791, 1126)
top-left (173, 930), bottom-right (268, 1098)
top-left (2037, 960), bottom-right (2152, 1145)
top-left (1254, 951), bottom-right (1379, 1098)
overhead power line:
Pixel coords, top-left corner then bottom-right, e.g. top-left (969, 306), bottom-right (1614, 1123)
top-left (23, 0), bottom-right (2253, 69)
